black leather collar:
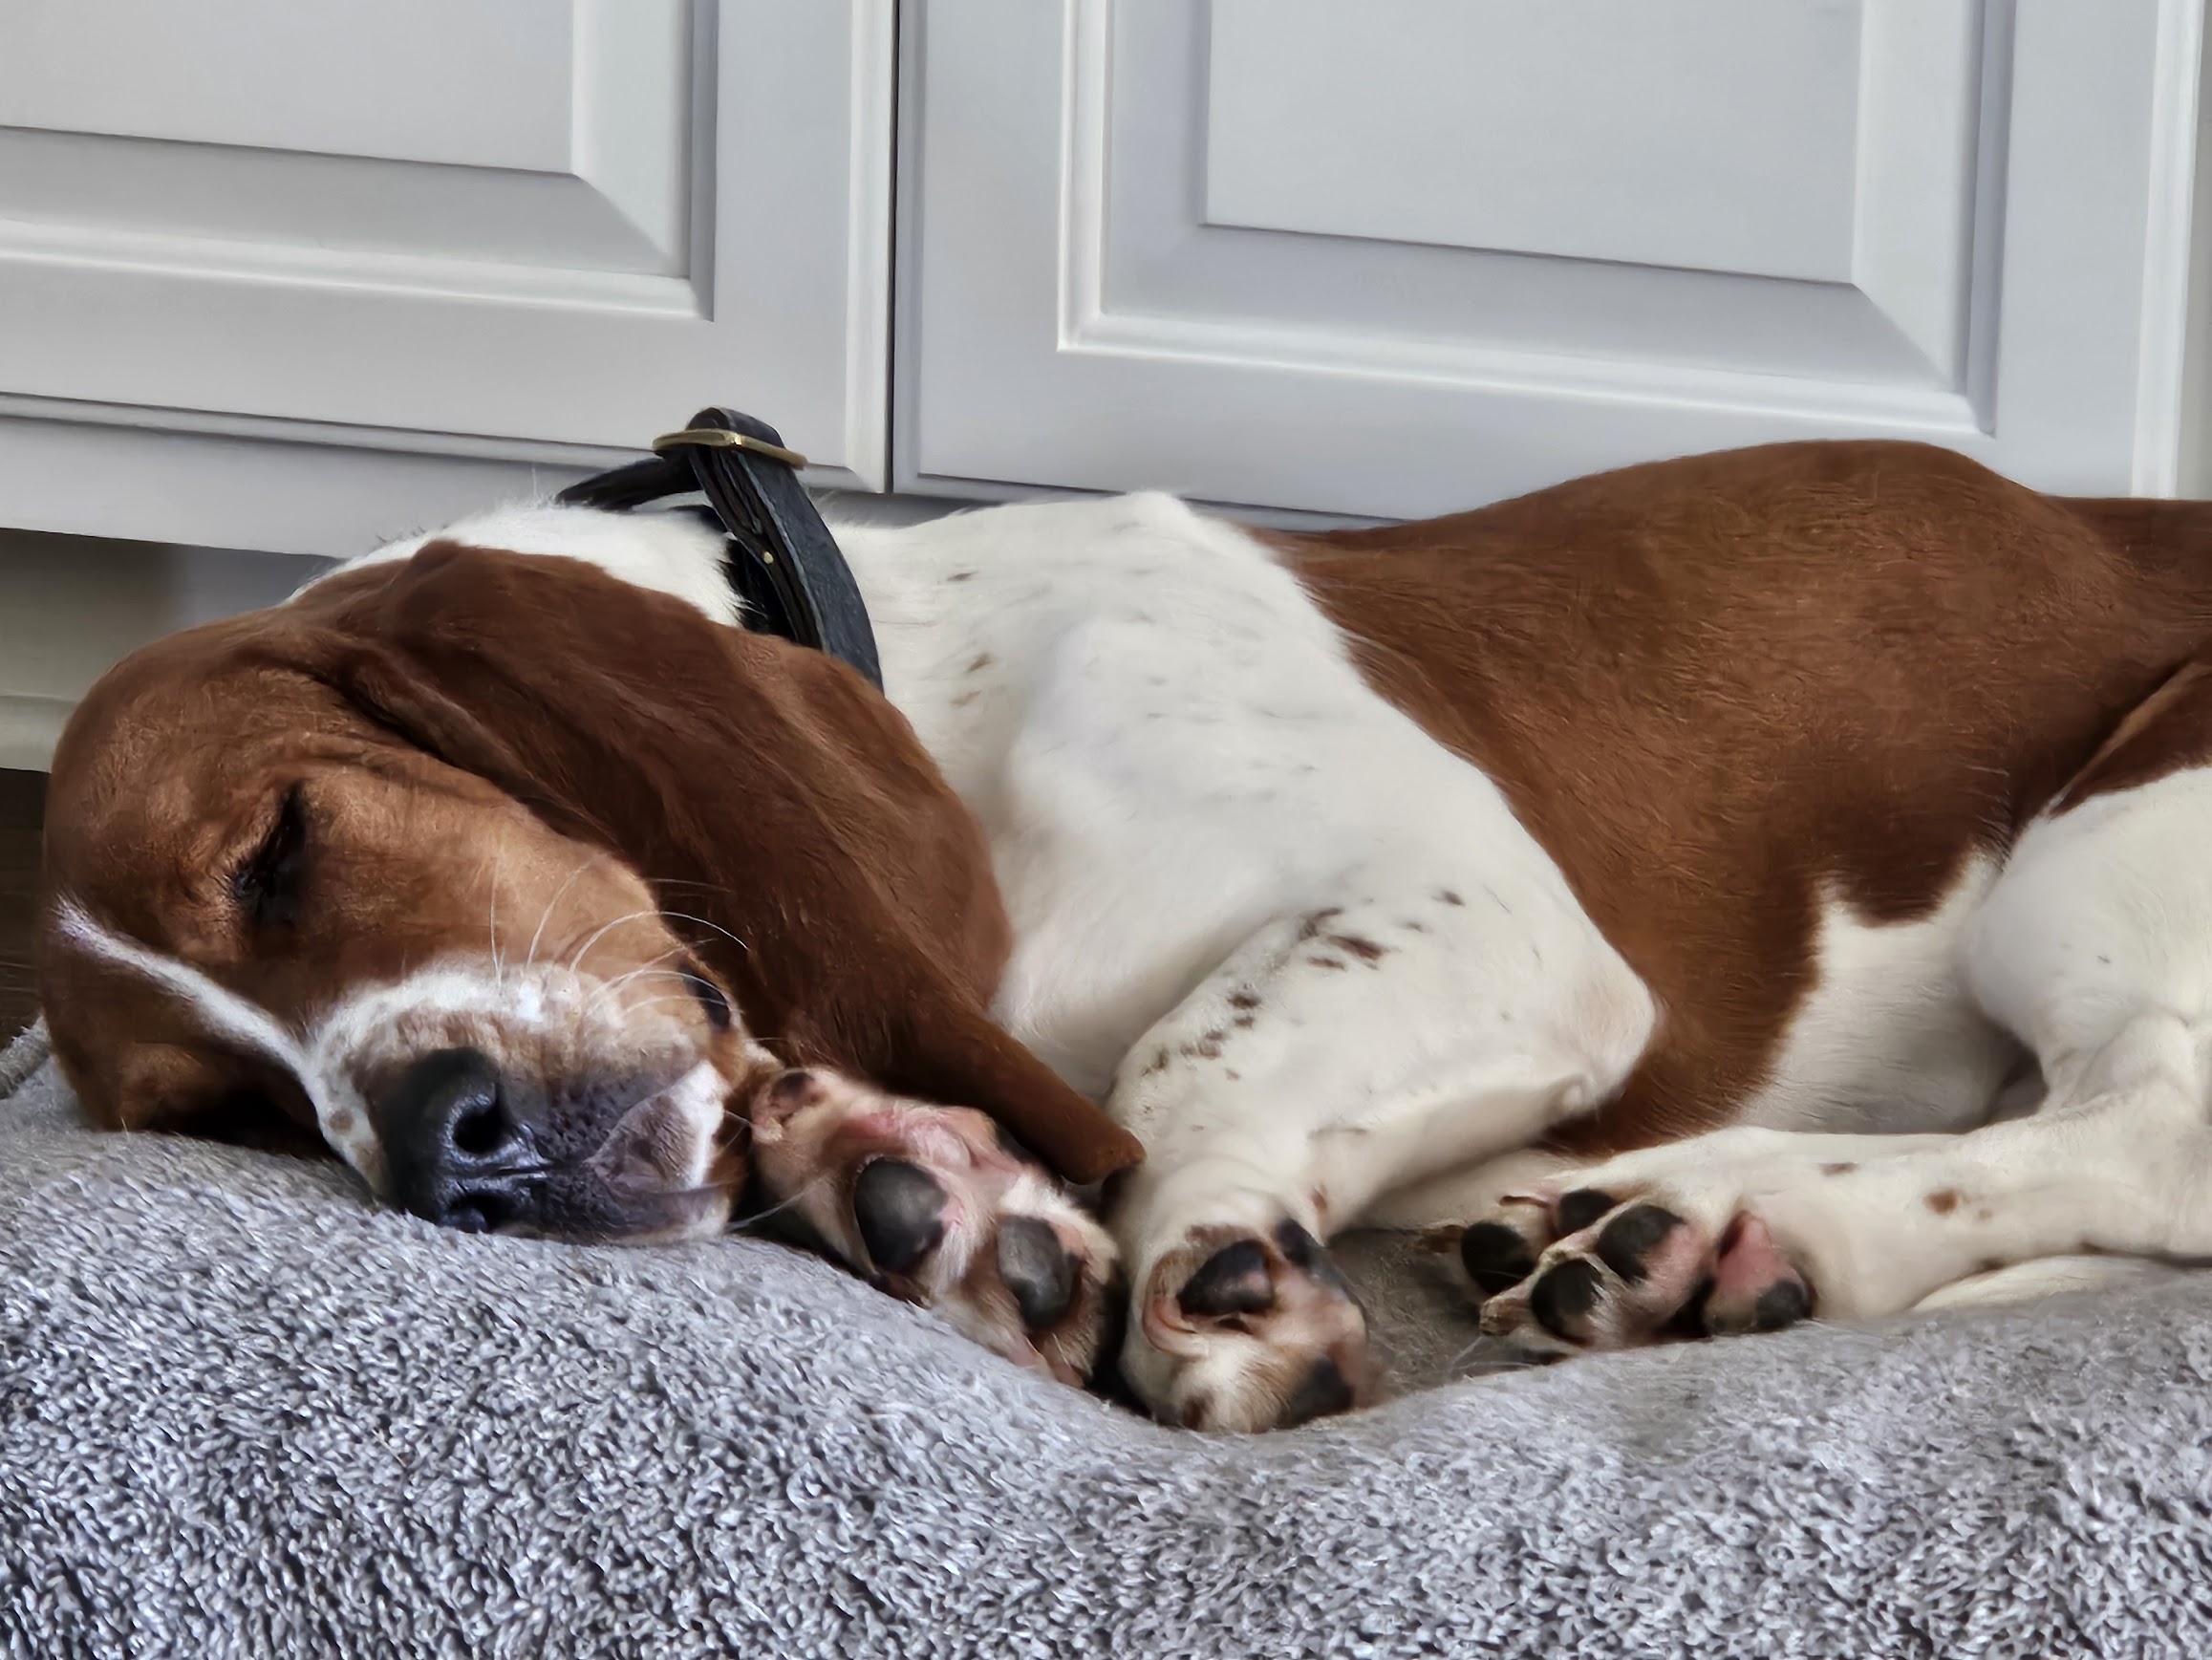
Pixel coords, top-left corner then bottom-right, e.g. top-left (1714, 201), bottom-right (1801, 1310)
top-left (554, 407), bottom-right (884, 691)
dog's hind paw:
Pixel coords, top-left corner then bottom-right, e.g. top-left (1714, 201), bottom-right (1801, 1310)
top-left (1457, 1179), bottom-right (1813, 1357)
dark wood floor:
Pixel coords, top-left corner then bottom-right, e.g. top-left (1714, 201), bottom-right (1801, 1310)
top-left (0, 769), bottom-right (44, 1041)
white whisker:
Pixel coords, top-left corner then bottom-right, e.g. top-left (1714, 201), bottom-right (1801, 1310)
top-left (599, 993), bottom-right (699, 1024)
top-left (486, 840), bottom-right (505, 991)
top-left (584, 951), bottom-right (692, 1018)
top-left (730, 1173), bottom-right (831, 1230)
top-left (654, 908), bottom-right (751, 956)
top-left (525, 852), bottom-right (601, 972)
top-left (565, 908), bottom-right (666, 976)
top-left (1444, 1333), bottom-right (1538, 1379)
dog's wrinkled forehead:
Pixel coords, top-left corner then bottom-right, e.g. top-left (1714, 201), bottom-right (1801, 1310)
top-left (52, 643), bottom-right (333, 874)
top-left (43, 611), bottom-right (613, 1060)
top-left (48, 624), bottom-right (479, 957)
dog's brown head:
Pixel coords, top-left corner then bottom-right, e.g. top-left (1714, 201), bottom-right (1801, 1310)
top-left (37, 541), bottom-right (1139, 1241)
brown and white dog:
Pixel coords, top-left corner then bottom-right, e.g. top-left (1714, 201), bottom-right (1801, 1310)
top-left (36, 439), bottom-right (2212, 1432)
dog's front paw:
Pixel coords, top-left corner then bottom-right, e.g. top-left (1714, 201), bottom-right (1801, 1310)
top-left (747, 1068), bottom-right (1116, 1385)
top-left (1120, 1218), bottom-right (1374, 1433)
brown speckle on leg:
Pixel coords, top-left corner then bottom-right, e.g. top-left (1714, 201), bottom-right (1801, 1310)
top-left (1324, 933), bottom-right (1388, 964)
top-left (1295, 908), bottom-right (1346, 942)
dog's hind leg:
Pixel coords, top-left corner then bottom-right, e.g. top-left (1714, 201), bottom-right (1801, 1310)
top-left (1469, 690), bottom-right (2212, 1355)
top-left (1103, 875), bottom-right (1652, 1432)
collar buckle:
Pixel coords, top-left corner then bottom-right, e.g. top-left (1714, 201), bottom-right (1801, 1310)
top-left (558, 408), bottom-right (881, 692)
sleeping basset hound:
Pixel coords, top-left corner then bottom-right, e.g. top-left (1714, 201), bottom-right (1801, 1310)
top-left (35, 437), bottom-right (2212, 1432)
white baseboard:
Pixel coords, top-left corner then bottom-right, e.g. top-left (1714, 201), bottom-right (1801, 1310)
top-left (0, 486), bottom-right (975, 775)
top-left (0, 693), bottom-right (71, 773)
top-left (0, 528), bottom-right (316, 770)
top-left (0, 396), bottom-right (871, 561)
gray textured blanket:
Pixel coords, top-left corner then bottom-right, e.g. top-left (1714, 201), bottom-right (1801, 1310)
top-left (4, 1023), bottom-right (2211, 1659)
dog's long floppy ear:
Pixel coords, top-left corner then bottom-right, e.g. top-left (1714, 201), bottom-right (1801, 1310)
top-left (284, 543), bottom-right (1142, 1184)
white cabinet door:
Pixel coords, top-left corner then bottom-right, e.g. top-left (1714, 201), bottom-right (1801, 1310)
top-left (900, 0), bottom-right (2205, 519)
top-left (0, 0), bottom-right (892, 554)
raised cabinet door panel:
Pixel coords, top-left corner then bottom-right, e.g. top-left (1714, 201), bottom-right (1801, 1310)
top-left (0, 1), bottom-right (581, 168)
top-left (0, 0), bottom-right (893, 549)
top-left (900, 0), bottom-right (2205, 517)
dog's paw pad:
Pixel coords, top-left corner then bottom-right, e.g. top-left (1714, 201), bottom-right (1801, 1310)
top-left (1129, 1218), bottom-right (1373, 1433)
top-left (1462, 1188), bottom-right (1813, 1354)
top-left (852, 1157), bottom-right (947, 1275)
top-left (744, 1069), bottom-right (1118, 1384)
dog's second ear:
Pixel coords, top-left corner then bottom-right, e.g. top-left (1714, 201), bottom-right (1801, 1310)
top-left (286, 542), bottom-right (1143, 1185)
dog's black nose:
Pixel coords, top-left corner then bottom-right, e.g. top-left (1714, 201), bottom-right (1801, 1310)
top-left (380, 1047), bottom-right (538, 1233)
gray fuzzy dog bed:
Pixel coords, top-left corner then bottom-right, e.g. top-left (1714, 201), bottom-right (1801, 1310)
top-left (3, 1023), bottom-right (2211, 1658)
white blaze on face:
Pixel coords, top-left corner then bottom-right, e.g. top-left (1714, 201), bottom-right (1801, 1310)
top-left (54, 897), bottom-right (298, 1073)
top-left (54, 895), bottom-right (398, 1190)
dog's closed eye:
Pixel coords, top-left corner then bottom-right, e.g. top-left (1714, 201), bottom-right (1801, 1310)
top-left (680, 958), bottom-right (733, 1029)
top-left (230, 785), bottom-right (309, 930)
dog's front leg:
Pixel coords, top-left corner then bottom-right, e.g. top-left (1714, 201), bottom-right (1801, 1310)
top-left (1105, 881), bottom-right (1652, 1432)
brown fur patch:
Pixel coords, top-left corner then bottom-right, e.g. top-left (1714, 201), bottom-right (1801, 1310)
top-left (1926, 1189), bottom-right (1962, 1216)
top-left (1274, 441), bottom-right (2212, 1156)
